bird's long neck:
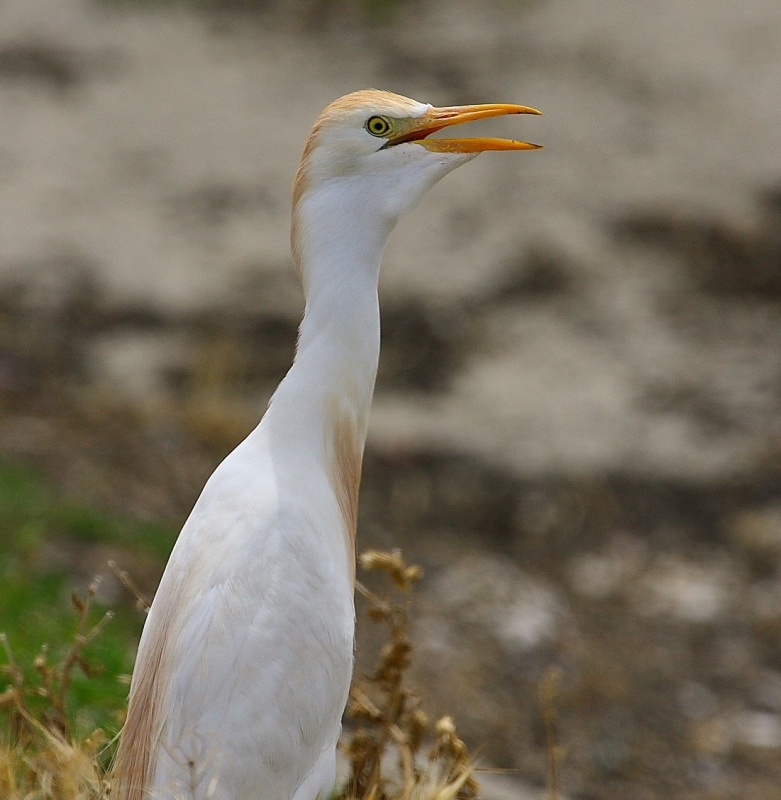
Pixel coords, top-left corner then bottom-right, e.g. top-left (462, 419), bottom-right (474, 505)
top-left (275, 263), bottom-right (381, 459)
top-left (261, 182), bottom-right (392, 576)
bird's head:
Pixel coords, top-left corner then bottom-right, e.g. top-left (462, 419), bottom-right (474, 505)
top-left (294, 89), bottom-right (540, 216)
top-left (291, 89), bottom-right (540, 284)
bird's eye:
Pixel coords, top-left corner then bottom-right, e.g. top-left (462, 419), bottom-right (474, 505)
top-left (365, 116), bottom-right (392, 137)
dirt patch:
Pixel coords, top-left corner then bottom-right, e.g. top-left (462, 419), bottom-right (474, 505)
top-left (614, 196), bottom-right (781, 299)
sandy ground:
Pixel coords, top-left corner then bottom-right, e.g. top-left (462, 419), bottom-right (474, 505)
top-left (2, 0), bottom-right (781, 797)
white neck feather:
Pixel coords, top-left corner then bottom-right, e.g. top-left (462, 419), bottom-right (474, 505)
top-left (265, 177), bottom-right (392, 468)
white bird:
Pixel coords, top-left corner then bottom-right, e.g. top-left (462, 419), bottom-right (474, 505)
top-left (112, 89), bottom-right (540, 800)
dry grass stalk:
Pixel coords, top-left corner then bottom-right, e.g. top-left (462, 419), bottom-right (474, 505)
top-left (342, 549), bottom-right (479, 800)
top-left (107, 561), bottom-right (151, 614)
top-left (0, 583), bottom-right (112, 799)
top-left (539, 666), bottom-right (564, 800)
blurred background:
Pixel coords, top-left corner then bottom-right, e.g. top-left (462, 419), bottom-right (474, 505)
top-left (1, 0), bottom-right (780, 797)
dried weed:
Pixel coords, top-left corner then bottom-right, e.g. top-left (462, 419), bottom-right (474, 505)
top-left (0, 581), bottom-right (112, 799)
top-left (342, 549), bottom-right (478, 800)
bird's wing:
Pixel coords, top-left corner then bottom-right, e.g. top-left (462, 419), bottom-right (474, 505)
top-left (119, 434), bottom-right (353, 800)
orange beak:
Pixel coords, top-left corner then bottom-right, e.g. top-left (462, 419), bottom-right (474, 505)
top-left (388, 102), bottom-right (542, 153)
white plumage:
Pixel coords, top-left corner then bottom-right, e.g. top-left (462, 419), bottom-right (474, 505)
top-left (112, 89), bottom-right (539, 800)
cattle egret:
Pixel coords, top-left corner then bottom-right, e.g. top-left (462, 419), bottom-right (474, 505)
top-left (112, 89), bottom-right (540, 800)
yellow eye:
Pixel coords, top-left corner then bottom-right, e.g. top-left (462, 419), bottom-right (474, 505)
top-left (365, 115), bottom-right (392, 137)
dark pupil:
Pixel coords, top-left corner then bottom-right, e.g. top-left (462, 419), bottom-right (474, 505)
top-left (370, 118), bottom-right (386, 133)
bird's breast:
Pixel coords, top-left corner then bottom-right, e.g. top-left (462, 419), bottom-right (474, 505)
top-left (138, 437), bottom-right (356, 799)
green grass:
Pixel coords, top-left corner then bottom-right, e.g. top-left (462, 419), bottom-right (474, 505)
top-left (0, 462), bottom-right (176, 559)
top-left (0, 460), bottom-right (175, 736)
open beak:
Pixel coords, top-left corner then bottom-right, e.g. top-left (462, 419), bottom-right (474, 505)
top-left (388, 102), bottom-right (542, 153)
